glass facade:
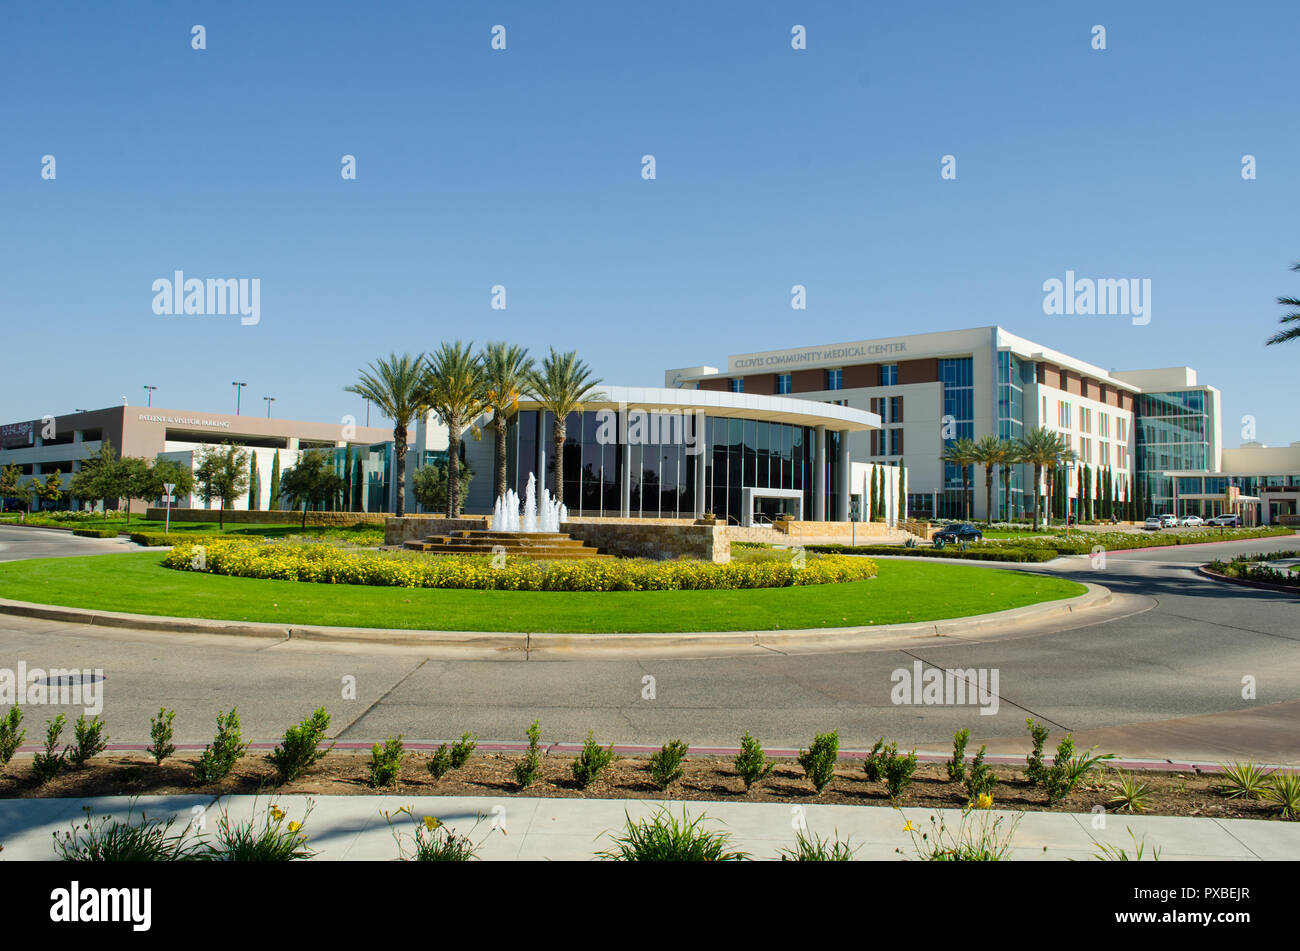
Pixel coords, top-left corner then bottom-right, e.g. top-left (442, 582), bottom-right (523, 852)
top-left (1135, 390), bottom-right (1210, 512)
top-left (939, 357), bottom-right (974, 518)
top-left (996, 351), bottom-right (1033, 517)
top-left (507, 410), bottom-right (838, 525)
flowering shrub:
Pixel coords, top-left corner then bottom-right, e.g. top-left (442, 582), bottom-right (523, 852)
top-left (162, 538), bottom-right (877, 591)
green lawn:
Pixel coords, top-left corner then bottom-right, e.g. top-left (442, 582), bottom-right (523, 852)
top-left (7, 517), bottom-right (382, 543)
top-left (0, 551), bottom-right (1085, 633)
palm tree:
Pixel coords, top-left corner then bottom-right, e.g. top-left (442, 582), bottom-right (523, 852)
top-left (527, 348), bottom-right (605, 506)
top-left (941, 437), bottom-right (978, 520)
top-left (971, 434), bottom-right (1007, 524)
top-left (345, 353), bottom-right (429, 518)
top-left (425, 342), bottom-right (488, 517)
top-left (481, 342), bottom-right (535, 504)
top-left (1019, 426), bottom-right (1063, 531)
top-left (999, 438), bottom-right (1023, 523)
top-left (1266, 261), bottom-right (1300, 346)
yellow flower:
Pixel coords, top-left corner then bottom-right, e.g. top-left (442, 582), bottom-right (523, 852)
top-left (976, 793), bottom-right (994, 809)
top-left (902, 819), bottom-right (915, 832)
top-left (423, 816), bottom-right (440, 830)
top-left (288, 820), bottom-right (302, 833)
top-left (270, 805), bottom-right (285, 822)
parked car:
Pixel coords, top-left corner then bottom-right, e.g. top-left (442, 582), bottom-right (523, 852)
top-left (1143, 517), bottom-right (1163, 531)
top-left (1158, 514), bottom-right (1177, 528)
top-left (1179, 515), bottom-right (1204, 526)
top-left (1207, 513), bottom-right (1241, 527)
top-left (933, 522), bottom-right (984, 544)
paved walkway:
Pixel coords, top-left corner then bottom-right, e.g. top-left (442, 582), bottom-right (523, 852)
top-left (2, 793), bottom-right (1296, 861)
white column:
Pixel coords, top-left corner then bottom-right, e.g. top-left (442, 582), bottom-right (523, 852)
top-left (813, 425), bottom-right (826, 521)
top-left (836, 430), bottom-right (850, 521)
top-left (693, 420), bottom-right (707, 518)
top-left (620, 439), bottom-right (631, 517)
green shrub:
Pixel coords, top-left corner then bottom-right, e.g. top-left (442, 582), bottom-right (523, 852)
top-left (779, 829), bottom-right (858, 861)
top-left (1024, 718), bottom-right (1050, 785)
top-left (963, 745), bottom-right (996, 803)
top-left (863, 737), bottom-right (887, 782)
top-left (883, 745), bottom-right (919, 800)
top-left (1217, 760), bottom-right (1273, 800)
top-left (427, 745), bottom-right (452, 780)
top-left (1042, 736), bottom-right (1114, 805)
top-left (733, 732), bottom-right (775, 790)
top-left (149, 708), bottom-right (176, 765)
top-left (598, 807), bottom-right (749, 861)
top-left (797, 730), bottom-right (839, 793)
top-left (1108, 769), bottom-right (1154, 813)
top-left (53, 804), bottom-right (204, 861)
top-left (32, 714), bottom-right (67, 783)
top-left (72, 527), bottom-right (120, 539)
top-left (68, 714), bottom-right (108, 769)
top-left (0, 707), bottom-right (25, 768)
top-left (648, 739), bottom-right (689, 790)
top-left (571, 731), bottom-right (615, 788)
top-left (368, 735), bottom-right (405, 788)
top-left (513, 719), bottom-right (544, 788)
top-left (946, 728), bottom-right (970, 783)
top-left (450, 731), bottom-right (478, 768)
top-left (1264, 770), bottom-right (1300, 819)
top-left (193, 707), bottom-right (249, 785)
top-left (201, 801), bottom-right (315, 861)
top-left (267, 707), bottom-right (334, 784)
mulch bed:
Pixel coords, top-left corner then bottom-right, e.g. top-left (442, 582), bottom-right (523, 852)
top-left (0, 751), bottom-right (1289, 821)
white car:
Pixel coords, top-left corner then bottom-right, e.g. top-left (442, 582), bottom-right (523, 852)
top-left (1179, 515), bottom-right (1204, 526)
top-left (1158, 514), bottom-right (1177, 528)
top-left (1143, 517), bottom-right (1163, 530)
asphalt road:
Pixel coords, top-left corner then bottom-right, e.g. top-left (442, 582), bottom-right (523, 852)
top-left (0, 524), bottom-right (1296, 763)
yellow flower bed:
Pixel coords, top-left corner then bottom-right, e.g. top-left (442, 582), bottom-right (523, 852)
top-left (162, 539), bottom-right (877, 592)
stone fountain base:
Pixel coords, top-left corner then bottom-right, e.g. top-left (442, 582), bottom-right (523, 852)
top-left (403, 529), bottom-right (609, 560)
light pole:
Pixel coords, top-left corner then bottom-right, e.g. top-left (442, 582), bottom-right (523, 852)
top-left (264, 396), bottom-right (276, 418)
top-left (364, 398), bottom-right (370, 427)
top-left (232, 381), bottom-right (247, 415)
top-left (143, 385), bottom-right (157, 407)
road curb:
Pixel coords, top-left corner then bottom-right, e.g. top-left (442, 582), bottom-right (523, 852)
top-left (0, 583), bottom-right (1110, 652)
top-left (1196, 564), bottom-right (1300, 596)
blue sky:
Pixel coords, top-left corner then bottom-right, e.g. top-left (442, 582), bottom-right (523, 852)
top-left (2, 1), bottom-right (1296, 445)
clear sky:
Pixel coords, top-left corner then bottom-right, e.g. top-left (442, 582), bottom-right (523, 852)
top-left (2, 1), bottom-right (1296, 446)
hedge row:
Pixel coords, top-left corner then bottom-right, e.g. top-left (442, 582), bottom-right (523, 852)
top-left (163, 539), bottom-right (879, 591)
top-left (808, 544), bottom-right (1058, 563)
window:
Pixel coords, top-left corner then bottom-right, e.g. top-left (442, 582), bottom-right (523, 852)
top-left (1058, 401), bottom-right (1071, 429)
top-left (776, 373), bottom-right (791, 395)
top-left (880, 364), bottom-right (898, 386)
top-left (825, 369), bottom-right (843, 391)
top-left (889, 428), bottom-right (904, 456)
top-left (1080, 438), bottom-right (1092, 464)
top-left (729, 378), bottom-right (744, 393)
top-left (1080, 407), bottom-right (1092, 434)
top-left (1099, 414), bottom-right (1110, 439)
top-left (889, 396), bottom-right (904, 424)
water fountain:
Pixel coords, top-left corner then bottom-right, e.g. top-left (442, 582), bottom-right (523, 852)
top-left (492, 473), bottom-right (567, 533)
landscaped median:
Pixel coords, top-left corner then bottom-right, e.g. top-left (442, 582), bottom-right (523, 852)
top-left (809, 525), bottom-right (1296, 563)
top-left (0, 549), bottom-right (1086, 633)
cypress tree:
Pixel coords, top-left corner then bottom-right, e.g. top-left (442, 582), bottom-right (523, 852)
top-left (269, 451), bottom-right (280, 511)
top-left (248, 453), bottom-right (259, 510)
top-left (343, 449), bottom-right (354, 512)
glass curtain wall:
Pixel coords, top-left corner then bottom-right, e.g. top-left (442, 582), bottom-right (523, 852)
top-left (939, 357), bottom-right (974, 518)
top-left (1135, 391), bottom-right (1209, 513)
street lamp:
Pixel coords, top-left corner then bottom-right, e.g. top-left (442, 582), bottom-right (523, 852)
top-left (364, 398), bottom-right (370, 427)
top-left (143, 385), bottom-right (157, 407)
top-left (232, 381), bottom-right (247, 415)
top-left (264, 396), bottom-right (276, 418)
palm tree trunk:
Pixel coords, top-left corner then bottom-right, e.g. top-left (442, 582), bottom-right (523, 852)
top-left (393, 425), bottom-right (408, 517)
top-left (494, 417), bottom-right (508, 503)
top-left (1031, 464), bottom-right (1043, 530)
top-left (551, 419), bottom-right (565, 508)
top-left (446, 421), bottom-right (462, 517)
top-left (985, 470), bottom-right (994, 525)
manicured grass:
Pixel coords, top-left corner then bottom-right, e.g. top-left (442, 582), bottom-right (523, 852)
top-left (0, 551), bottom-right (1085, 633)
top-left (7, 518), bottom-right (382, 543)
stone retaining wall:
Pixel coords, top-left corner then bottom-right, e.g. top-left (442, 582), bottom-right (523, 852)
top-left (561, 520), bottom-right (729, 563)
top-left (384, 515), bottom-right (491, 545)
top-left (147, 507), bottom-right (393, 526)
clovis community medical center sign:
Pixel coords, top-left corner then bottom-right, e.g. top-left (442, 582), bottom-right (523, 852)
top-left (728, 340), bottom-right (908, 373)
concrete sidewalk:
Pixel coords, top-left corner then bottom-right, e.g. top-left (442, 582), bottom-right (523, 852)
top-left (2, 794), bottom-right (1296, 861)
